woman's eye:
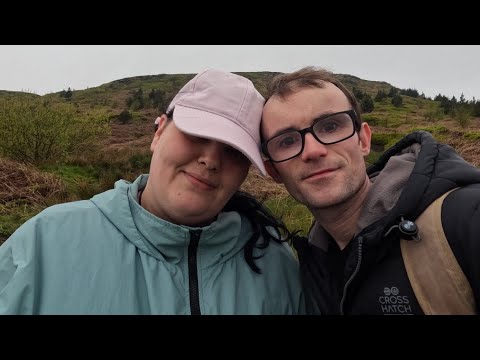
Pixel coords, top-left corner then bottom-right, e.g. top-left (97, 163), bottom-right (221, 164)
top-left (225, 147), bottom-right (247, 160)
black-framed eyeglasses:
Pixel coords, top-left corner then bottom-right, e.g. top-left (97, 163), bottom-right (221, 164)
top-left (262, 109), bottom-right (357, 163)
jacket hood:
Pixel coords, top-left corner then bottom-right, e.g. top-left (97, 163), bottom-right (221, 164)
top-left (89, 175), bottom-right (253, 266)
top-left (363, 131), bottom-right (480, 241)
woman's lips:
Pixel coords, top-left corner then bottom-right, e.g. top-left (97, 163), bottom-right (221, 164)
top-left (184, 172), bottom-right (218, 190)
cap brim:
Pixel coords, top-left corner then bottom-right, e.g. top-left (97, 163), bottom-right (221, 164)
top-left (173, 105), bottom-right (267, 176)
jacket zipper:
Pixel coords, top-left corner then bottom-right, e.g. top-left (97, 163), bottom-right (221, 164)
top-left (339, 237), bottom-right (364, 315)
top-left (188, 229), bottom-right (202, 315)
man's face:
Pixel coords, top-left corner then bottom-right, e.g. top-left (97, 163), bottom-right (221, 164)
top-left (261, 83), bottom-right (371, 211)
top-left (146, 116), bottom-right (250, 226)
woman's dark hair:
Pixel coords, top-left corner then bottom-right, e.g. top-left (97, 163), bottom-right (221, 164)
top-left (223, 191), bottom-right (297, 274)
top-left (154, 101), bottom-right (176, 131)
top-left (165, 106), bottom-right (174, 119)
top-left (165, 107), bottom-right (296, 274)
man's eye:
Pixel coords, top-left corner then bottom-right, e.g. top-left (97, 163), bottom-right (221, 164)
top-left (279, 136), bottom-right (298, 148)
top-left (322, 122), bottom-right (338, 133)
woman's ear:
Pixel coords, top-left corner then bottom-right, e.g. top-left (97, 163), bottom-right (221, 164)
top-left (150, 115), bottom-right (169, 152)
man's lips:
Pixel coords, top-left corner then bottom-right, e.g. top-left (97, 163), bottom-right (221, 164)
top-left (302, 168), bottom-right (337, 180)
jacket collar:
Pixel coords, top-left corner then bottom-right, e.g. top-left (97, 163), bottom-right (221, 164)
top-left (91, 175), bottom-right (251, 267)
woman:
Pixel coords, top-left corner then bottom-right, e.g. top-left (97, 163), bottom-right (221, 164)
top-left (0, 69), bottom-right (305, 315)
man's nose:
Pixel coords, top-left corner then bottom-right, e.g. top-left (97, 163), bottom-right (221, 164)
top-left (300, 133), bottom-right (328, 161)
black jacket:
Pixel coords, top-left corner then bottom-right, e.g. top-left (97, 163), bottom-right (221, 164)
top-left (294, 131), bottom-right (480, 315)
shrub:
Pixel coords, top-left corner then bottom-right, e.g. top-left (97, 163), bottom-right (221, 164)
top-left (452, 107), bottom-right (471, 128)
top-left (0, 97), bottom-right (110, 165)
top-left (361, 95), bottom-right (375, 113)
top-left (392, 95), bottom-right (403, 107)
top-left (423, 103), bottom-right (444, 122)
top-left (118, 110), bottom-right (133, 124)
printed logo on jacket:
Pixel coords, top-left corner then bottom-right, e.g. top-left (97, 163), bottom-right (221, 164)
top-left (378, 287), bottom-right (413, 315)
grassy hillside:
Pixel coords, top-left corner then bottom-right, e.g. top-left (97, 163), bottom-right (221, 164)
top-left (37, 71), bottom-right (395, 114)
top-left (1, 71), bottom-right (479, 244)
top-left (337, 74), bottom-right (392, 96)
top-left (0, 90), bottom-right (40, 100)
top-left (40, 72), bottom-right (279, 122)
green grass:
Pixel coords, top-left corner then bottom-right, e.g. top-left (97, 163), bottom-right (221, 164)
top-left (40, 164), bottom-right (102, 200)
top-left (406, 125), bottom-right (450, 142)
top-left (371, 132), bottom-right (404, 149)
top-left (42, 164), bottom-right (98, 181)
top-left (366, 150), bottom-right (383, 166)
top-left (464, 131), bottom-right (480, 140)
top-left (0, 201), bottom-right (44, 242)
top-left (409, 124), bottom-right (449, 133)
top-left (367, 96), bottom-right (441, 128)
top-left (41, 164), bottom-right (98, 188)
top-left (265, 196), bottom-right (314, 236)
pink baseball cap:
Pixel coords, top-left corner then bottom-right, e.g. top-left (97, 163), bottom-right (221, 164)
top-left (167, 69), bottom-right (267, 176)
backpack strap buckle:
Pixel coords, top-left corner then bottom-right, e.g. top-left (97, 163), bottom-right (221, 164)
top-left (384, 216), bottom-right (421, 241)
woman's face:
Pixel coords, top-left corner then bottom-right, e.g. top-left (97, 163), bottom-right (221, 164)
top-left (142, 116), bottom-right (251, 227)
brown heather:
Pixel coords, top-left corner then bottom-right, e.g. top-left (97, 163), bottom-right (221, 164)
top-left (0, 158), bottom-right (67, 205)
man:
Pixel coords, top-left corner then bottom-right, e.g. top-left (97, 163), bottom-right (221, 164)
top-left (260, 66), bottom-right (480, 315)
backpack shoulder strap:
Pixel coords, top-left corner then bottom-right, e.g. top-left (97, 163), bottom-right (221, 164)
top-left (400, 188), bottom-right (476, 315)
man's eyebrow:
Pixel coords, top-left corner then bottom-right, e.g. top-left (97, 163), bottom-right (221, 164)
top-left (268, 111), bottom-right (336, 138)
top-left (270, 125), bottom-right (299, 138)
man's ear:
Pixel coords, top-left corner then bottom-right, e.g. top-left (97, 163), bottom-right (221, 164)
top-left (150, 115), bottom-right (169, 152)
top-left (264, 160), bottom-right (283, 183)
top-left (359, 122), bottom-right (372, 157)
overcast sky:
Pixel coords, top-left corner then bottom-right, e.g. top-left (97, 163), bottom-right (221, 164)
top-left (1, 45), bottom-right (479, 101)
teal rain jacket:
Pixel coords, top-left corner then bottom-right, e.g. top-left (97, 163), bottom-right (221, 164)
top-left (0, 175), bottom-right (305, 314)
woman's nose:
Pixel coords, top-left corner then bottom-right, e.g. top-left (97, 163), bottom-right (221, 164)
top-left (198, 141), bottom-right (222, 170)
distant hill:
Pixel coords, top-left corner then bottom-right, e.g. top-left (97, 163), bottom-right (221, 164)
top-left (0, 70), bottom-right (461, 156)
top-left (0, 71), bottom-right (399, 123)
top-left (336, 73), bottom-right (393, 96)
top-left (2, 71), bottom-right (479, 163)
top-left (0, 90), bottom-right (40, 100)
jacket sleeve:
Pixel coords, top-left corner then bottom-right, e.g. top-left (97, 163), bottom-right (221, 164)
top-left (442, 184), bottom-right (480, 311)
top-left (0, 221), bottom-right (37, 314)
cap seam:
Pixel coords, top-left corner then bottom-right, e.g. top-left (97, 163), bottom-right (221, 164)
top-left (234, 79), bottom-right (251, 140)
top-left (175, 104), bottom-right (257, 143)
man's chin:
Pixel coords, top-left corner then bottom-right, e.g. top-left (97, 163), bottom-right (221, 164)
top-left (299, 190), bottom-right (344, 210)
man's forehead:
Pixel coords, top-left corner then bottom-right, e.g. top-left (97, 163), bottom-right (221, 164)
top-left (262, 87), bottom-right (349, 130)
